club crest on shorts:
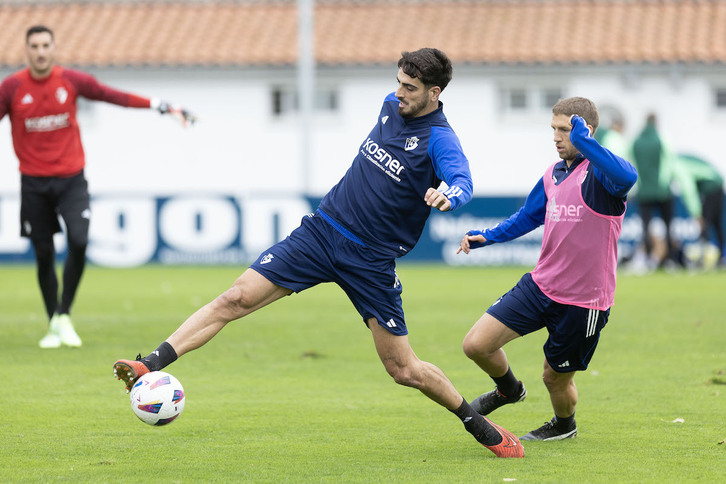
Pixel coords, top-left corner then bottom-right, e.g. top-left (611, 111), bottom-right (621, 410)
top-left (260, 253), bottom-right (274, 264)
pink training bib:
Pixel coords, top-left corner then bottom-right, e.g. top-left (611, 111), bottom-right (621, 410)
top-left (531, 160), bottom-right (624, 310)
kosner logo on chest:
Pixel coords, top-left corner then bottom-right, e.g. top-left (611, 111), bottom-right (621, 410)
top-left (362, 137), bottom-right (406, 177)
top-left (546, 196), bottom-right (584, 222)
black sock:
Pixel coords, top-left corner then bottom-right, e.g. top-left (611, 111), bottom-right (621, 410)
top-left (141, 341), bottom-right (178, 371)
top-left (554, 412), bottom-right (576, 431)
top-left (492, 367), bottom-right (521, 397)
top-left (451, 398), bottom-right (502, 446)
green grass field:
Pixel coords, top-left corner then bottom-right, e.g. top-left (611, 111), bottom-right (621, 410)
top-left (1, 264), bottom-right (724, 483)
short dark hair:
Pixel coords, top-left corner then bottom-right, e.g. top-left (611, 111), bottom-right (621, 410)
top-left (398, 48), bottom-right (453, 91)
top-left (26, 25), bottom-right (54, 43)
top-left (552, 96), bottom-right (600, 132)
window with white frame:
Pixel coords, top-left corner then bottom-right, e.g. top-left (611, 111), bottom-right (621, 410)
top-left (501, 85), bottom-right (564, 113)
top-left (271, 86), bottom-right (339, 116)
top-left (508, 88), bottom-right (528, 110)
top-left (542, 88), bottom-right (564, 109)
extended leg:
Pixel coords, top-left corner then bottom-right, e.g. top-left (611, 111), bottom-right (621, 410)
top-left (368, 319), bottom-right (523, 458)
top-left (114, 269), bottom-right (291, 389)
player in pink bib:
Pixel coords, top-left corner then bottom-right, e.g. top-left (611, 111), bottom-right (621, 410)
top-left (458, 97), bottom-right (637, 441)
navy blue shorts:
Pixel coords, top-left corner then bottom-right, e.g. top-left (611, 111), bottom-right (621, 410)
top-left (249, 212), bottom-right (407, 335)
top-left (486, 272), bottom-right (609, 372)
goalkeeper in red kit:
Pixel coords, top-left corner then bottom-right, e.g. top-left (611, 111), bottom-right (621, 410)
top-left (0, 25), bottom-right (196, 348)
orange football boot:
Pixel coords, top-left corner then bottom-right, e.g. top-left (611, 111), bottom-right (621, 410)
top-left (113, 355), bottom-right (150, 392)
top-left (482, 417), bottom-right (525, 458)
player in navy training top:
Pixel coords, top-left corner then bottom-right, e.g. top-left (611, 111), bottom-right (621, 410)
top-left (114, 48), bottom-right (524, 458)
top-left (318, 90), bottom-right (472, 256)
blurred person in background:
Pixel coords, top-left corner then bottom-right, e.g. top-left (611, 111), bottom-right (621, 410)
top-left (597, 116), bottom-right (630, 159)
top-left (598, 116), bottom-right (641, 266)
top-left (0, 25), bottom-right (196, 349)
top-left (672, 153), bottom-right (724, 268)
top-left (113, 48), bottom-right (524, 458)
top-left (631, 113), bottom-right (685, 269)
top-left (458, 97), bottom-right (637, 441)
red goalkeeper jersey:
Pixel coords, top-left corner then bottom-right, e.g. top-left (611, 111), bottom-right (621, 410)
top-left (0, 66), bottom-right (151, 177)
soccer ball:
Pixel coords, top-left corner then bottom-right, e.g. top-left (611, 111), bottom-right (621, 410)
top-left (129, 371), bottom-right (185, 426)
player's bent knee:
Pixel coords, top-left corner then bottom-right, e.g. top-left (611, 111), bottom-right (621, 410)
top-left (461, 332), bottom-right (496, 360)
top-left (461, 334), bottom-right (482, 359)
top-left (66, 236), bottom-right (88, 252)
top-left (391, 370), bottom-right (418, 388)
top-left (542, 368), bottom-right (573, 390)
top-left (215, 284), bottom-right (255, 316)
top-left (383, 361), bottom-right (418, 388)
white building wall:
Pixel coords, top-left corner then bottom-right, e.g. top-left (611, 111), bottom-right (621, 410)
top-left (1, 64), bottom-right (725, 198)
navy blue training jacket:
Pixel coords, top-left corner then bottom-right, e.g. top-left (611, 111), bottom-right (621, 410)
top-left (319, 92), bottom-right (473, 256)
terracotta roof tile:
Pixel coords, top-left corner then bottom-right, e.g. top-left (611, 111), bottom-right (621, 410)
top-left (1, 1), bottom-right (726, 69)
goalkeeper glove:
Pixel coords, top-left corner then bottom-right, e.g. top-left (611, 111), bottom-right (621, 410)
top-left (151, 98), bottom-right (197, 127)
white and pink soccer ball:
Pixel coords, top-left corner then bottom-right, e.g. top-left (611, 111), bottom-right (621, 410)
top-left (129, 371), bottom-right (185, 426)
